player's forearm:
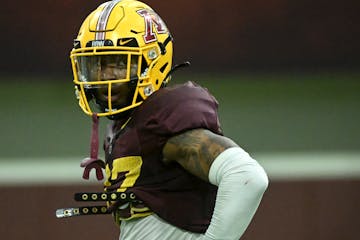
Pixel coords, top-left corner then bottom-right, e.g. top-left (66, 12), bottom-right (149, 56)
top-left (204, 147), bottom-right (269, 240)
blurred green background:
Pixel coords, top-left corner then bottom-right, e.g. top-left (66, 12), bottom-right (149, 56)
top-left (1, 71), bottom-right (359, 160)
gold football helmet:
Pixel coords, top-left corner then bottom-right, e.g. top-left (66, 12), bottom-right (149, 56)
top-left (70, 0), bottom-right (173, 117)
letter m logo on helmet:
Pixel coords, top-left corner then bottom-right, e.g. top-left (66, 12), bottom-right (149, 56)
top-left (137, 9), bottom-right (168, 44)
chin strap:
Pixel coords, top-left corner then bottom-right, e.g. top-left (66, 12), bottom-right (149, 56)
top-left (80, 113), bottom-right (105, 180)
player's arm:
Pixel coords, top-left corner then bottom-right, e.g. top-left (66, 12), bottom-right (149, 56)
top-left (162, 128), bottom-right (237, 181)
top-left (163, 128), bottom-right (269, 240)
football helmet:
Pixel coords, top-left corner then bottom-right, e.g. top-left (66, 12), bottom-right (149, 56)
top-left (70, 0), bottom-right (173, 117)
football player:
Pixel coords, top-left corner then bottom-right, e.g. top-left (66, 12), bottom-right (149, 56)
top-left (70, 0), bottom-right (268, 239)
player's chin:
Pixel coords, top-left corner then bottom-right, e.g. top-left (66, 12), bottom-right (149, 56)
top-left (97, 98), bottom-right (126, 108)
top-left (96, 84), bottom-right (130, 102)
top-left (95, 94), bottom-right (129, 110)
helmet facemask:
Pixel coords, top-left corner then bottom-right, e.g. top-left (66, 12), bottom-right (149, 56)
top-left (71, 0), bottom-right (173, 118)
top-left (72, 48), bottom-right (147, 117)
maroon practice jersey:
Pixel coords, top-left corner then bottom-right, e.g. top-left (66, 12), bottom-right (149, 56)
top-left (103, 81), bottom-right (222, 233)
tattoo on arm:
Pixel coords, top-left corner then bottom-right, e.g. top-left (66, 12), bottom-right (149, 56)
top-left (163, 129), bottom-right (238, 182)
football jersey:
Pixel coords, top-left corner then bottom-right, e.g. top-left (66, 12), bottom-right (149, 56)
top-left (103, 81), bottom-right (222, 233)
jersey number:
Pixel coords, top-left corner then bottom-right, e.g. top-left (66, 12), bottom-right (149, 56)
top-left (105, 156), bottom-right (143, 192)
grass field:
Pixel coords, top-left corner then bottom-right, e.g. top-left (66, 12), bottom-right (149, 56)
top-left (0, 72), bottom-right (359, 160)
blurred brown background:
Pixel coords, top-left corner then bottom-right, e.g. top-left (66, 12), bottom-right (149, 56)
top-left (1, 0), bottom-right (359, 75)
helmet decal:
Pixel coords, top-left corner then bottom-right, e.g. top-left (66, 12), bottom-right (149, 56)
top-left (95, 0), bottom-right (124, 41)
top-left (137, 9), bottom-right (168, 43)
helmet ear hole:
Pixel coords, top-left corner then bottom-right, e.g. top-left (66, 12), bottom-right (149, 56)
top-left (159, 63), bottom-right (168, 73)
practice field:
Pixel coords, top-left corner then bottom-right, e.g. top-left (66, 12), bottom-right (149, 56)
top-left (0, 72), bottom-right (359, 159)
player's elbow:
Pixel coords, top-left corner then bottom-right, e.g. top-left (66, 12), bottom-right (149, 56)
top-left (209, 147), bottom-right (269, 193)
top-left (244, 162), bottom-right (269, 197)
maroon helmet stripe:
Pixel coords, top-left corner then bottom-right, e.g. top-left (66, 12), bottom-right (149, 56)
top-left (95, 0), bottom-right (123, 41)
